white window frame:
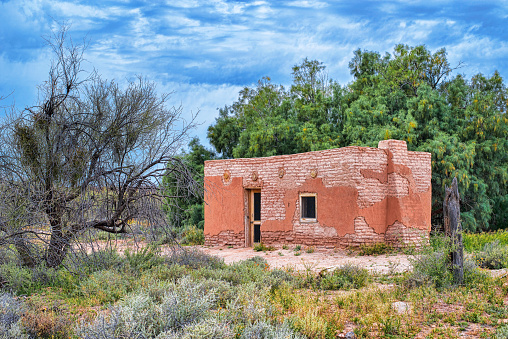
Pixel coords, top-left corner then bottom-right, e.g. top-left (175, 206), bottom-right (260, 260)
top-left (300, 193), bottom-right (317, 223)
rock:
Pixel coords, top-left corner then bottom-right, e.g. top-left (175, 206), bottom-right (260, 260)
top-left (489, 268), bottom-right (508, 278)
top-left (345, 331), bottom-right (356, 339)
top-left (392, 301), bottom-right (411, 314)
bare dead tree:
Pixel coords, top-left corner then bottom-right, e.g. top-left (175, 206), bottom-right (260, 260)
top-left (0, 26), bottom-right (200, 268)
top-left (443, 177), bottom-right (464, 284)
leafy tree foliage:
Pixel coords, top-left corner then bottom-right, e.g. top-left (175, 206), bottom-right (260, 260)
top-left (207, 45), bottom-right (508, 231)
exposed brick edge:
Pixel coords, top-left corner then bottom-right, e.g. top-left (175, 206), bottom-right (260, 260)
top-left (204, 222), bottom-right (428, 249)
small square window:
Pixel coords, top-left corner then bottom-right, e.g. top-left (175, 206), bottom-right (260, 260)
top-left (300, 193), bottom-right (317, 222)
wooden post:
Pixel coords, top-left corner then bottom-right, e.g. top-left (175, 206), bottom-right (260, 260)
top-left (443, 177), bottom-right (464, 284)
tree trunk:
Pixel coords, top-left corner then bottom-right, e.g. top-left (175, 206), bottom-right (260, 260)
top-left (45, 228), bottom-right (72, 268)
top-left (45, 212), bottom-right (72, 268)
top-left (443, 177), bottom-right (463, 284)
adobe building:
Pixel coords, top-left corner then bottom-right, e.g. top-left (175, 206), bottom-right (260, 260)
top-left (204, 140), bottom-right (431, 248)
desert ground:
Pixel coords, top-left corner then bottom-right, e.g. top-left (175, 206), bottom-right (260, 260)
top-left (196, 245), bottom-right (411, 274)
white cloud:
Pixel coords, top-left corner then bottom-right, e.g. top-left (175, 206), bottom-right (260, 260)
top-left (49, 1), bottom-right (110, 19)
top-left (284, 0), bottom-right (328, 9)
top-left (162, 82), bottom-right (243, 145)
top-left (165, 0), bottom-right (200, 8)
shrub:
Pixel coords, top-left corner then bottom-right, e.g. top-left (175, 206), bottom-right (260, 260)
top-left (77, 276), bottom-right (217, 338)
top-left (0, 247), bottom-right (19, 266)
top-left (180, 317), bottom-right (234, 339)
top-left (159, 278), bottom-right (216, 330)
top-left (64, 248), bottom-right (124, 276)
top-left (76, 269), bottom-right (132, 304)
top-left (265, 269), bottom-right (296, 288)
top-left (407, 235), bottom-right (490, 289)
top-left (22, 298), bottom-right (75, 339)
top-left (473, 240), bottom-right (508, 269)
top-left (359, 242), bottom-right (393, 256)
top-left (0, 293), bottom-right (28, 339)
top-left (179, 225), bottom-right (205, 245)
top-left (0, 263), bottom-right (34, 295)
top-left (496, 324), bottom-right (508, 339)
top-left (463, 230), bottom-right (508, 252)
top-left (194, 257), bottom-right (270, 286)
top-left (240, 321), bottom-right (305, 339)
top-left (407, 248), bottom-right (453, 289)
top-left (124, 246), bottom-right (165, 274)
top-left (76, 290), bottom-right (158, 338)
top-left (319, 264), bottom-right (370, 290)
top-left (253, 243), bottom-right (276, 252)
top-left (463, 257), bottom-right (491, 286)
top-left (165, 248), bottom-right (224, 269)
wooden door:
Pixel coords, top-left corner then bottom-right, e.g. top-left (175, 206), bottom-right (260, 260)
top-left (248, 189), bottom-right (261, 246)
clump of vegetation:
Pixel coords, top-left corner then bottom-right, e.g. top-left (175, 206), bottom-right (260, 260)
top-left (466, 231), bottom-right (508, 252)
top-left (464, 230), bottom-right (508, 252)
top-left (0, 293), bottom-right (28, 339)
top-left (496, 324), bottom-right (508, 339)
top-left (358, 242), bottom-right (394, 256)
top-left (317, 264), bottom-right (370, 290)
top-left (253, 243), bottom-right (275, 252)
top-left (406, 235), bottom-right (490, 289)
top-left (179, 225), bottom-right (205, 245)
top-left (473, 240), bottom-right (508, 269)
top-left (165, 248), bottom-right (225, 269)
top-left (241, 321), bottom-right (306, 339)
top-left (76, 277), bottom-right (218, 338)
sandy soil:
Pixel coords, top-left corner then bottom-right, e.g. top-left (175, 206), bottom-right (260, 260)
top-left (196, 245), bottom-right (412, 274)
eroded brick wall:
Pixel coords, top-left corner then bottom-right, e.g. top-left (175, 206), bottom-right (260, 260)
top-left (204, 140), bottom-right (431, 248)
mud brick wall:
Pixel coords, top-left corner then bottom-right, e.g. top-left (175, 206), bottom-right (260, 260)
top-left (204, 140), bottom-right (431, 248)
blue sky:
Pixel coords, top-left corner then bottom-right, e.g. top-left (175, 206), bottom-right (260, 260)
top-left (1, 0), bottom-right (507, 147)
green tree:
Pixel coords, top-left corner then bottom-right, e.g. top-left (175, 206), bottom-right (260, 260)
top-left (342, 45), bottom-right (507, 231)
top-left (207, 45), bottom-right (508, 231)
top-left (163, 138), bottom-right (216, 229)
top-left (207, 62), bottom-right (345, 159)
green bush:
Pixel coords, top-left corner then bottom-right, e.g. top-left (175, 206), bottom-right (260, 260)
top-left (473, 240), bottom-right (508, 269)
top-left (124, 246), bottom-right (164, 274)
top-left (0, 293), bottom-right (29, 339)
top-left (76, 276), bottom-right (218, 338)
top-left (318, 264), bottom-right (370, 290)
top-left (407, 249), bottom-right (453, 289)
top-left (407, 235), bottom-right (490, 288)
top-left (76, 269), bottom-right (132, 304)
top-left (178, 316), bottom-right (234, 339)
top-left (240, 321), bottom-right (305, 339)
top-left (496, 324), bottom-right (508, 339)
top-left (358, 242), bottom-right (393, 256)
top-left (65, 248), bottom-right (124, 276)
top-left (0, 263), bottom-right (34, 295)
top-left (180, 225), bottom-right (205, 245)
top-left (193, 257), bottom-right (269, 286)
top-left (0, 247), bottom-right (19, 266)
top-left (253, 243), bottom-right (275, 252)
top-left (165, 248), bottom-right (224, 270)
top-left (463, 230), bottom-right (508, 252)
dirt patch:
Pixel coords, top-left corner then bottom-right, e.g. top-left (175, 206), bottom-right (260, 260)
top-left (195, 245), bottom-right (412, 273)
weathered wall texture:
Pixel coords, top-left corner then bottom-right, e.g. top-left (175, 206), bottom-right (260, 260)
top-left (204, 140), bottom-right (431, 248)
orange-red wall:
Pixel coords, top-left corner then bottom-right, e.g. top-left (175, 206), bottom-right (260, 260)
top-left (204, 140), bottom-right (431, 247)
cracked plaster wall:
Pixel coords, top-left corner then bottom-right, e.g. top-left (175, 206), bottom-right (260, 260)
top-left (204, 140), bottom-right (431, 248)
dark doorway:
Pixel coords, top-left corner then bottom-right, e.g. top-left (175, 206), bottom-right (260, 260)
top-left (248, 189), bottom-right (261, 245)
